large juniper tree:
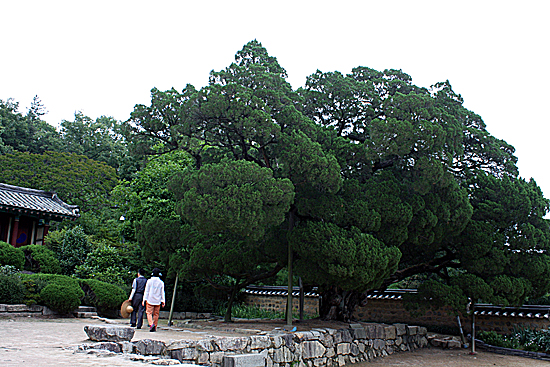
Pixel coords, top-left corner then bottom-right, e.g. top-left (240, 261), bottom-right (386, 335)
top-left (126, 41), bottom-right (550, 321)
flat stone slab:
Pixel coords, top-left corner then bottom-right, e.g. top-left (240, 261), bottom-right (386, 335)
top-left (84, 325), bottom-right (135, 342)
top-left (222, 353), bottom-right (266, 367)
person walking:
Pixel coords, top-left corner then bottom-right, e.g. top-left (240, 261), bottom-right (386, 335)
top-left (128, 269), bottom-right (147, 328)
top-left (142, 267), bottom-right (165, 332)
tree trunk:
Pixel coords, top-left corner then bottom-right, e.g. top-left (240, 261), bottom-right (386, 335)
top-left (224, 280), bottom-right (241, 323)
top-left (319, 286), bottom-right (361, 322)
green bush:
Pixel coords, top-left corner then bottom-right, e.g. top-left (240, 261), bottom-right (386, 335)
top-left (0, 273), bottom-right (25, 304)
top-left (21, 277), bottom-right (48, 306)
top-left (0, 241), bottom-right (24, 269)
top-left (74, 243), bottom-right (131, 286)
top-left (20, 244), bottom-right (61, 274)
top-left (57, 226), bottom-right (92, 276)
top-left (477, 330), bottom-right (520, 349)
top-left (478, 327), bottom-right (550, 353)
top-left (22, 274), bottom-right (84, 314)
top-left (80, 278), bottom-right (126, 314)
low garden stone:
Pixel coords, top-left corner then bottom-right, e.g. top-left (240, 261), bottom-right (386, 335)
top-left (84, 325), bottom-right (134, 342)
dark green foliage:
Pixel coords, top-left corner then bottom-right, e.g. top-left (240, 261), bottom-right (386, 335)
top-left (79, 279), bottom-right (127, 314)
top-left (20, 244), bottom-right (61, 274)
top-left (125, 41), bottom-right (550, 321)
top-left (21, 277), bottom-right (48, 306)
top-left (0, 241), bottom-right (25, 269)
top-left (477, 330), bottom-right (520, 349)
top-left (26, 274), bottom-right (84, 314)
top-left (74, 242), bottom-right (131, 286)
top-left (0, 273), bottom-right (25, 304)
top-left (0, 97), bottom-right (63, 154)
top-left (292, 222), bottom-right (400, 292)
top-left (60, 112), bottom-right (136, 179)
top-left (0, 151), bottom-right (118, 212)
top-left (175, 160), bottom-right (294, 241)
top-left (57, 226), bottom-right (92, 276)
top-left (40, 283), bottom-right (81, 314)
top-left (478, 327), bottom-right (550, 353)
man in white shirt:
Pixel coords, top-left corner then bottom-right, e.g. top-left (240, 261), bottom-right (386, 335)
top-left (142, 267), bottom-right (165, 332)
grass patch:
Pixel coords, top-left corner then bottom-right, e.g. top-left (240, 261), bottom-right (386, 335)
top-left (216, 304), bottom-right (318, 320)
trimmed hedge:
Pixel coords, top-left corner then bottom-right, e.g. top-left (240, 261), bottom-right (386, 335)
top-left (21, 273), bottom-right (84, 314)
top-left (0, 273), bottom-right (25, 304)
top-left (20, 244), bottom-right (61, 274)
top-left (0, 241), bottom-right (24, 269)
top-left (1, 273), bottom-right (126, 316)
top-left (80, 278), bottom-right (127, 315)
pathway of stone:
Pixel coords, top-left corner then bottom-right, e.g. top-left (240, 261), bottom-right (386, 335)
top-left (0, 317), bottom-right (233, 366)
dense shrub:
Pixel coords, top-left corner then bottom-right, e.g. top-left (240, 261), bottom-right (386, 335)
top-left (57, 226), bottom-right (92, 276)
top-left (22, 274), bottom-right (84, 314)
top-left (80, 278), bottom-right (126, 315)
top-left (0, 273), bottom-right (25, 304)
top-left (478, 327), bottom-right (550, 353)
top-left (0, 241), bottom-right (24, 269)
top-left (21, 277), bottom-right (48, 306)
top-left (477, 330), bottom-right (520, 349)
top-left (20, 244), bottom-right (61, 274)
top-left (74, 243), bottom-right (131, 286)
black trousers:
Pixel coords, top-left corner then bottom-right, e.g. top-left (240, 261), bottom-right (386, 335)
top-left (130, 294), bottom-right (145, 328)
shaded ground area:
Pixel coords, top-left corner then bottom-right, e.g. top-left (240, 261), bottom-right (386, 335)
top-left (1, 316), bottom-right (547, 366)
top-left (365, 348), bottom-right (549, 366)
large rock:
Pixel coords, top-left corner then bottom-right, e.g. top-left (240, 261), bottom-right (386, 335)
top-left (84, 325), bottom-right (135, 342)
top-left (135, 339), bottom-right (167, 355)
top-left (302, 340), bottom-right (326, 359)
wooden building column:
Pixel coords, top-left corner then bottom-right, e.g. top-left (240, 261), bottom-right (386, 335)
top-left (10, 216), bottom-right (20, 247)
top-left (43, 220), bottom-right (50, 239)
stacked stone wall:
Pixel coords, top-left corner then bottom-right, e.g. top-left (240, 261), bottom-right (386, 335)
top-left (79, 323), bottom-right (429, 366)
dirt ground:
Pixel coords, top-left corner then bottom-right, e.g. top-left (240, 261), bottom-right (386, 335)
top-left (0, 316), bottom-right (547, 366)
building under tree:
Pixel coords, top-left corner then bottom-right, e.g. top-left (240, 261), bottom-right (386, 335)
top-left (0, 183), bottom-right (79, 247)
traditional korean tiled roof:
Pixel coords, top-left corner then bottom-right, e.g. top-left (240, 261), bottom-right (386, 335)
top-left (0, 183), bottom-right (79, 220)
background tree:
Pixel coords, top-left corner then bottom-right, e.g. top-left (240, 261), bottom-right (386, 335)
top-left (0, 97), bottom-right (62, 154)
top-left (0, 150), bottom-right (118, 212)
top-left (60, 112), bottom-right (138, 179)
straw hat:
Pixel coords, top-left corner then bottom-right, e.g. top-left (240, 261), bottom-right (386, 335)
top-left (120, 300), bottom-right (134, 318)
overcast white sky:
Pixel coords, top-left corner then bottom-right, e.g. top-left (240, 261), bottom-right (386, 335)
top-left (1, 1), bottom-right (549, 197)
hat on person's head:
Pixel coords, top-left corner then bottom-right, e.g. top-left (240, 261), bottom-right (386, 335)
top-left (152, 268), bottom-right (162, 277)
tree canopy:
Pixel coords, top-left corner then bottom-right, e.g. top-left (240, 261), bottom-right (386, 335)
top-left (124, 40), bottom-right (550, 321)
top-left (0, 151), bottom-right (118, 212)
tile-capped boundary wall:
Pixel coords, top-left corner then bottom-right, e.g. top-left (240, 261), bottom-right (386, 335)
top-left (78, 323), bottom-right (429, 367)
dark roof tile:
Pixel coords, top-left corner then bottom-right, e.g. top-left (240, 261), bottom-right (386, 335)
top-left (0, 183), bottom-right (79, 219)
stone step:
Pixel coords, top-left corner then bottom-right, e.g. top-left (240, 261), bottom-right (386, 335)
top-left (77, 306), bottom-right (97, 312)
top-left (74, 311), bottom-right (99, 318)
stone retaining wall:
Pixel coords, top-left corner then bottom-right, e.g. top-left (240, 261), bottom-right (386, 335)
top-left (79, 322), bottom-right (428, 366)
top-left (0, 303), bottom-right (56, 316)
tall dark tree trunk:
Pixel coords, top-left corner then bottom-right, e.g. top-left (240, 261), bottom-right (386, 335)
top-left (319, 286), bottom-right (362, 322)
top-left (224, 280), bottom-right (241, 323)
